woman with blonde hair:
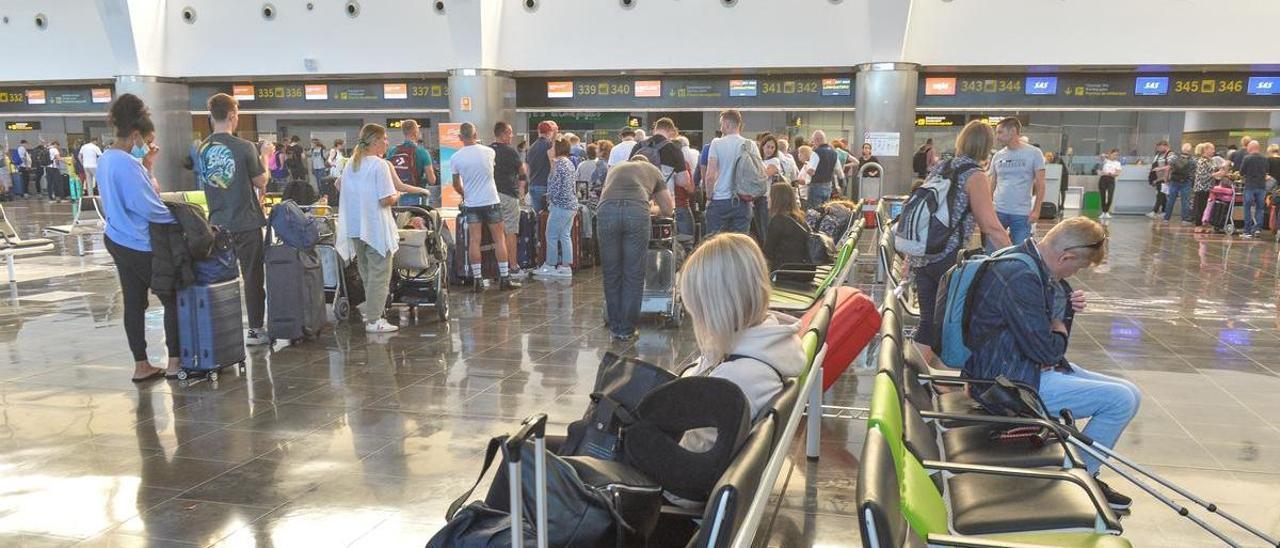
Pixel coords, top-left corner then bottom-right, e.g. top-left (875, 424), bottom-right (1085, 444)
top-left (677, 233), bottom-right (804, 451)
top-left (334, 123), bottom-right (422, 333)
top-left (911, 120), bottom-right (1010, 365)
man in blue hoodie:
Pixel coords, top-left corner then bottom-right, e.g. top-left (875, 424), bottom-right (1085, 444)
top-left (963, 216), bottom-right (1139, 510)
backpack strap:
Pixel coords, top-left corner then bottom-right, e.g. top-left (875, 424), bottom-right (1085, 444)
top-left (445, 435), bottom-right (504, 520)
top-left (963, 252), bottom-right (1044, 351)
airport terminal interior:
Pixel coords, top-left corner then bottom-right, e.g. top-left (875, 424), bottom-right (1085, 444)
top-left (0, 0), bottom-right (1279, 546)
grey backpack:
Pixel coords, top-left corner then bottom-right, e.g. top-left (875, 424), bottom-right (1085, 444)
top-left (730, 139), bottom-right (769, 199)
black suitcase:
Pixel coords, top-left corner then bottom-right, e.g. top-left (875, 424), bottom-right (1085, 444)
top-left (452, 212), bottom-right (500, 283)
top-left (177, 280), bottom-right (246, 380)
top-left (517, 209), bottom-right (538, 270)
top-left (265, 244), bottom-right (327, 341)
top-left (1040, 201), bottom-right (1059, 219)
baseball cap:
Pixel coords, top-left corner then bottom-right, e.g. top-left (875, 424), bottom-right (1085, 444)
top-left (537, 121), bottom-right (558, 134)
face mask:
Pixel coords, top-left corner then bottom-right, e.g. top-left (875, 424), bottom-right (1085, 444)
top-left (131, 143), bottom-right (149, 159)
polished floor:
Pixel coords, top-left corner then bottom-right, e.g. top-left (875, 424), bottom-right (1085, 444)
top-left (0, 200), bottom-right (1277, 547)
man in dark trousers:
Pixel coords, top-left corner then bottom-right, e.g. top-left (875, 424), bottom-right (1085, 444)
top-left (198, 93), bottom-right (270, 346)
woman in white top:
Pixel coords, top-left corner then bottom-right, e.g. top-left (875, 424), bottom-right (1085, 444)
top-left (795, 145), bottom-right (814, 205)
top-left (1098, 149), bottom-right (1122, 219)
top-left (327, 139), bottom-right (346, 178)
top-left (759, 134), bottom-right (784, 184)
top-left (335, 123), bottom-right (423, 333)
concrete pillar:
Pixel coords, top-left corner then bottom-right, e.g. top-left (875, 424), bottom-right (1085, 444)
top-left (114, 76), bottom-right (194, 191)
top-left (854, 62), bottom-right (919, 198)
top-left (1270, 112), bottom-right (1280, 147)
top-left (447, 69), bottom-right (516, 141)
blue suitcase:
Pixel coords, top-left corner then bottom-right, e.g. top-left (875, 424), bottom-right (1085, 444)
top-left (177, 280), bottom-right (246, 380)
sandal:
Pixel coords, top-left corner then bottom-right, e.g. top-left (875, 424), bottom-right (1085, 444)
top-left (131, 369), bottom-right (166, 383)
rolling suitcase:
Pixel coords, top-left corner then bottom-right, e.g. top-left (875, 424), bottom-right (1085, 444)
top-left (517, 208), bottom-right (539, 270)
top-left (176, 280), bottom-right (246, 380)
top-left (452, 212), bottom-right (500, 283)
top-left (265, 243), bottom-right (327, 342)
top-left (1039, 201), bottom-right (1059, 219)
top-left (536, 209), bottom-right (582, 269)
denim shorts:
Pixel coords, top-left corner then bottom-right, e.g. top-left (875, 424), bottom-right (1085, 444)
top-left (462, 203), bottom-right (504, 225)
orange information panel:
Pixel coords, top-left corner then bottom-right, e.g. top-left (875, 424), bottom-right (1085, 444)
top-left (304, 84), bottom-right (328, 100)
top-left (232, 85), bottom-right (256, 101)
top-left (383, 83), bottom-right (408, 100)
top-left (91, 88), bottom-right (112, 104)
top-left (547, 81), bottom-right (574, 99)
top-left (26, 90), bottom-right (45, 105)
top-left (924, 77), bottom-right (957, 96)
top-left (437, 123), bottom-right (463, 210)
top-left (634, 80), bottom-right (661, 98)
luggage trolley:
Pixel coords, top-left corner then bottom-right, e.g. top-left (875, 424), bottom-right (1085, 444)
top-left (306, 206), bottom-right (359, 322)
top-left (640, 217), bottom-right (685, 327)
top-left (389, 206), bottom-right (450, 322)
top-left (857, 161), bottom-right (884, 228)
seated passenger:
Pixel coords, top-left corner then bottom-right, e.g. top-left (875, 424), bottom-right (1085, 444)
top-left (762, 182), bottom-right (813, 271)
top-left (963, 216), bottom-right (1138, 510)
top-left (678, 233), bottom-right (805, 454)
top-left (805, 197), bottom-right (857, 241)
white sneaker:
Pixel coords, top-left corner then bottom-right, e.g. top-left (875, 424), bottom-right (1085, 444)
top-left (245, 328), bottom-right (270, 346)
top-left (533, 264), bottom-right (555, 277)
top-left (552, 266), bottom-right (574, 278)
top-left (365, 318), bottom-right (399, 333)
top-left (1181, 220), bottom-right (1193, 226)
top-left (1100, 212), bottom-right (1110, 219)
top-left (1145, 212), bottom-right (1157, 219)
top-left (509, 268), bottom-right (527, 280)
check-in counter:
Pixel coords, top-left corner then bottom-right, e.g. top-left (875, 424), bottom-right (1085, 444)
top-left (1113, 165), bottom-right (1157, 215)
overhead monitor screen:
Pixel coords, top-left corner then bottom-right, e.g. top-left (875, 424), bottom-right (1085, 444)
top-left (821, 78), bottom-right (851, 96)
top-left (546, 81), bottom-right (574, 98)
top-left (729, 79), bottom-right (758, 97)
top-left (1134, 77), bottom-right (1169, 96)
top-left (1025, 76), bottom-right (1058, 95)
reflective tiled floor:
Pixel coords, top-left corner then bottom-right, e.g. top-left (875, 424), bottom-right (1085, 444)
top-left (0, 200), bottom-right (1278, 546)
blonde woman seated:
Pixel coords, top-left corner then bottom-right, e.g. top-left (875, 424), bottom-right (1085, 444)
top-left (678, 233), bottom-right (805, 449)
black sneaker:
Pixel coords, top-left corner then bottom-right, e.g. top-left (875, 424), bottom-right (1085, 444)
top-left (472, 278), bottom-right (485, 293)
top-left (499, 276), bottom-right (521, 290)
top-left (1096, 479), bottom-right (1132, 510)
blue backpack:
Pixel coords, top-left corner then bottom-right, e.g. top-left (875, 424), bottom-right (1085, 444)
top-left (267, 199), bottom-right (321, 250)
top-left (934, 248), bottom-right (1041, 368)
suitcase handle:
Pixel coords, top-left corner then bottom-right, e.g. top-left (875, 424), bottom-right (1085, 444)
top-left (505, 413), bottom-right (547, 461)
top-left (507, 413), bottom-right (549, 548)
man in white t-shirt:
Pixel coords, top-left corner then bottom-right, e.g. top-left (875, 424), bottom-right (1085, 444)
top-left (79, 137), bottom-right (103, 194)
top-left (450, 122), bottom-right (519, 292)
top-left (704, 109), bottom-right (754, 235)
top-left (607, 128), bottom-right (638, 168)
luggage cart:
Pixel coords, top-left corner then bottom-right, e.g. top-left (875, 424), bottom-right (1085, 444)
top-left (640, 217), bottom-right (684, 327)
top-left (302, 206), bottom-right (357, 322)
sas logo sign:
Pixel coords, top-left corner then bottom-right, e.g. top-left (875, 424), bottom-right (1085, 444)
top-left (1134, 77), bottom-right (1169, 96)
top-left (1024, 77), bottom-right (1058, 95)
top-left (1248, 77), bottom-right (1280, 96)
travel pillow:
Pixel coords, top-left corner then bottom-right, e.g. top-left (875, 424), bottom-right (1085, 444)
top-left (623, 376), bottom-right (752, 502)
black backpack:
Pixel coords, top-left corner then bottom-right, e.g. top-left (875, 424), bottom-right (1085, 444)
top-left (912, 148), bottom-right (929, 176)
top-left (561, 353), bottom-right (677, 461)
top-left (163, 201), bottom-right (217, 260)
top-left (1174, 154), bottom-right (1198, 182)
top-left (630, 138), bottom-right (677, 185)
top-left (32, 146), bottom-right (50, 167)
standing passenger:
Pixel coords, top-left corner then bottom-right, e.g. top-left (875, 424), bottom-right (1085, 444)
top-left (535, 137), bottom-right (579, 279)
top-left (704, 110), bottom-right (755, 236)
top-left (336, 123), bottom-right (402, 333)
top-left (598, 157), bottom-right (674, 341)
top-left (1097, 149), bottom-right (1121, 219)
top-left (491, 122), bottom-right (528, 279)
top-left (451, 122), bottom-right (521, 292)
top-left (989, 118), bottom-right (1046, 248)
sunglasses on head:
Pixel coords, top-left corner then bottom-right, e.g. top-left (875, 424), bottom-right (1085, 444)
top-left (1065, 239), bottom-right (1106, 253)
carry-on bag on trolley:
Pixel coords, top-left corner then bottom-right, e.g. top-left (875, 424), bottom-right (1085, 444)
top-left (427, 413), bottom-right (663, 548)
top-left (517, 207), bottom-right (539, 270)
top-left (972, 377), bottom-right (1280, 548)
top-left (264, 201), bottom-right (327, 342)
top-left (176, 279), bottom-right (247, 381)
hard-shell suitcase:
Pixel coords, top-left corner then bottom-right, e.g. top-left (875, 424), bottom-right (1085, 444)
top-left (265, 244), bottom-right (327, 341)
top-left (452, 212), bottom-right (500, 283)
top-left (537, 209), bottom-right (582, 269)
top-left (798, 286), bottom-right (879, 391)
top-left (177, 280), bottom-right (246, 380)
top-left (1209, 199), bottom-right (1233, 233)
top-left (517, 208), bottom-right (539, 270)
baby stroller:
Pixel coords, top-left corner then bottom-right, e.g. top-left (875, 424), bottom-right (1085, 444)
top-left (389, 205), bottom-right (450, 322)
top-left (640, 217), bottom-right (685, 327)
top-left (1203, 184), bottom-right (1236, 235)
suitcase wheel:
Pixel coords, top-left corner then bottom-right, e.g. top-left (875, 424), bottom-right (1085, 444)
top-left (176, 370), bottom-right (189, 380)
top-left (334, 297), bottom-right (350, 321)
top-left (208, 371), bottom-right (219, 382)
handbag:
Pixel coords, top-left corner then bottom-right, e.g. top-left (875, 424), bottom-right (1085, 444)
top-left (560, 353), bottom-right (677, 461)
top-left (808, 231), bottom-right (835, 264)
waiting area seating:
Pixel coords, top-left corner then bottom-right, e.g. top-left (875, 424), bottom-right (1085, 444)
top-left (770, 201), bottom-right (863, 312)
top-left (0, 203), bottom-right (57, 284)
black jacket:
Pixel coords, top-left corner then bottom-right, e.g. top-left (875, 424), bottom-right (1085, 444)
top-left (149, 222), bottom-right (194, 297)
top-left (764, 214), bottom-right (814, 271)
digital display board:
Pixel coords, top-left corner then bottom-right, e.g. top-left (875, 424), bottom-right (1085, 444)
top-left (1025, 77), bottom-right (1058, 96)
top-left (1134, 77), bottom-right (1169, 96)
top-left (729, 79), bottom-right (758, 97)
top-left (634, 80), bottom-right (661, 98)
top-left (91, 88), bottom-right (113, 104)
top-left (189, 80), bottom-right (448, 111)
top-left (547, 81), bottom-right (574, 98)
top-left (0, 85), bottom-right (114, 113)
top-left (5, 121), bottom-right (40, 131)
top-left (1247, 76), bottom-right (1280, 96)
top-left (920, 73), bottom-right (1279, 108)
top-left (924, 77), bottom-right (957, 96)
top-left (821, 78), bottom-right (852, 96)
